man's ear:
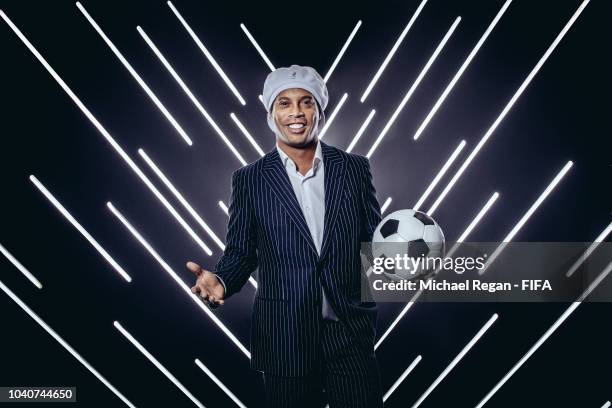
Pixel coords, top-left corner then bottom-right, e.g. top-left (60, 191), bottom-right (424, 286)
top-left (270, 106), bottom-right (280, 123)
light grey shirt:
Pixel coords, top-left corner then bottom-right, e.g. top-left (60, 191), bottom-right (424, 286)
top-left (276, 140), bottom-right (339, 321)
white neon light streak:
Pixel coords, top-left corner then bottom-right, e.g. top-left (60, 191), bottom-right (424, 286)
top-left (479, 161), bottom-right (573, 274)
top-left (324, 20), bottom-right (362, 83)
top-left (167, 1), bottom-right (246, 105)
top-left (380, 197), bottom-right (392, 215)
top-left (0, 280), bottom-right (135, 407)
top-left (475, 260), bottom-right (612, 408)
top-left (218, 200), bottom-right (229, 216)
top-left (346, 109), bottom-right (376, 153)
top-left (566, 220), bottom-right (612, 277)
top-left (413, 0), bottom-right (513, 140)
top-left (376, 191), bottom-right (499, 349)
top-left (107, 202), bottom-right (250, 357)
top-left (427, 0), bottom-right (591, 214)
top-left (137, 26), bottom-right (247, 166)
top-left (413, 140), bottom-right (466, 211)
top-left (411, 314), bottom-right (499, 408)
top-left (457, 192), bottom-right (500, 243)
top-left (195, 359), bottom-right (246, 408)
top-left (383, 355), bottom-right (422, 402)
top-left (138, 153), bottom-right (257, 289)
top-left (240, 23), bottom-right (275, 71)
top-left (138, 149), bottom-right (225, 251)
top-left (230, 113), bottom-right (265, 156)
top-left (113, 321), bottom-right (204, 407)
top-left (504, 160), bottom-right (573, 243)
top-left (29, 175), bottom-right (131, 283)
top-left (0, 242), bottom-right (42, 289)
top-left (75, 2), bottom-right (191, 146)
top-left (601, 402), bottom-right (611, 408)
top-left (0, 10), bottom-right (212, 256)
top-left (367, 17), bottom-right (461, 158)
top-left (360, 0), bottom-right (429, 102)
top-left (319, 93), bottom-right (348, 139)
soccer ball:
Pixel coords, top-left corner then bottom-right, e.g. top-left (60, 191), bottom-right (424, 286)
top-left (371, 209), bottom-right (445, 281)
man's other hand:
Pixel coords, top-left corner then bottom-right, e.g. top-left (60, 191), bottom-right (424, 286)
top-left (187, 261), bottom-right (225, 307)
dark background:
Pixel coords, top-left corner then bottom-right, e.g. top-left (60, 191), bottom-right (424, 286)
top-left (1, 0), bottom-right (610, 407)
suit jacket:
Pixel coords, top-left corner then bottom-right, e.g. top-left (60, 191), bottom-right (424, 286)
top-left (214, 140), bottom-right (382, 376)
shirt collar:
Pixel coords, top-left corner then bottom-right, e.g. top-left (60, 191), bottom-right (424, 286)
top-left (276, 139), bottom-right (323, 172)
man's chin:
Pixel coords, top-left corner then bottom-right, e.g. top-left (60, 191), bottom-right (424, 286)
top-left (280, 132), bottom-right (317, 148)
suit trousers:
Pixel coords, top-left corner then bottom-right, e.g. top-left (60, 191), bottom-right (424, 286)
top-left (262, 318), bottom-right (383, 408)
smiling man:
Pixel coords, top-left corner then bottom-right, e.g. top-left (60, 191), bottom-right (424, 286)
top-left (188, 65), bottom-right (383, 407)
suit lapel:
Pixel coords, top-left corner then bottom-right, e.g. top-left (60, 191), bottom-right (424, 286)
top-left (262, 149), bottom-right (319, 256)
top-left (319, 141), bottom-right (346, 263)
top-left (260, 141), bottom-right (346, 263)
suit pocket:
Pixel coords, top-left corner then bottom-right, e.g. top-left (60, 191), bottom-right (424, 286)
top-left (356, 301), bottom-right (377, 309)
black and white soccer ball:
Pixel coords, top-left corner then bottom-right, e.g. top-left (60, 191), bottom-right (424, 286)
top-left (372, 209), bottom-right (445, 281)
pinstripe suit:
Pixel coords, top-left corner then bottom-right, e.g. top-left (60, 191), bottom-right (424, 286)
top-left (214, 140), bottom-right (383, 406)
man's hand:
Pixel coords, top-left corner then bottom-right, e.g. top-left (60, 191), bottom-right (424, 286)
top-left (187, 261), bottom-right (225, 307)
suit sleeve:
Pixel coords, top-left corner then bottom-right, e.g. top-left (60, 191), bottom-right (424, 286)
top-left (360, 157), bottom-right (382, 243)
top-left (213, 169), bottom-right (258, 299)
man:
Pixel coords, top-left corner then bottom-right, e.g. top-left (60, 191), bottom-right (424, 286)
top-left (188, 65), bottom-right (383, 407)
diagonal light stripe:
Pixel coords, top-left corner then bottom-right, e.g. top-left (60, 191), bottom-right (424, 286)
top-left (411, 314), bottom-right (499, 408)
top-left (0, 10), bottom-right (213, 256)
top-left (138, 151), bottom-right (259, 285)
top-left (29, 175), bottom-right (131, 283)
top-left (360, 0), bottom-right (429, 102)
top-left (218, 200), bottom-right (229, 216)
top-left (324, 20), bottom-right (362, 83)
top-left (138, 149), bottom-right (225, 251)
top-left (195, 359), bottom-right (246, 408)
top-left (479, 161), bottom-right (573, 274)
top-left (380, 197), bottom-right (392, 215)
top-left (240, 23), bottom-right (275, 71)
top-left (413, 0), bottom-right (513, 141)
top-left (75, 2), bottom-right (191, 146)
top-left (0, 280), bottom-right (135, 407)
top-left (413, 139), bottom-right (466, 211)
top-left (167, 1), bottom-right (246, 105)
top-left (346, 109), bottom-right (376, 153)
top-left (435, 193), bottom-right (500, 269)
top-left (420, 192), bottom-right (500, 283)
top-left (0, 242), bottom-right (42, 289)
top-left (113, 321), bottom-right (204, 408)
top-left (137, 26), bottom-right (247, 166)
top-left (457, 192), bottom-right (500, 243)
top-left (502, 160), bottom-right (573, 242)
top-left (258, 94), bottom-right (266, 108)
top-left (319, 92), bottom-right (348, 139)
top-left (230, 113), bottom-right (265, 156)
top-left (383, 355), bottom-right (422, 402)
top-left (602, 402), bottom-right (611, 408)
top-left (366, 17), bottom-right (462, 158)
top-left (475, 260), bottom-right (612, 408)
top-left (376, 191), bottom-right (499, 349)
top-left (427, 0), bottom-right (590, 214)
top-left (107, 202), bottom-right (250, 357)
top-left (566, 220), bottom-right (612, 277)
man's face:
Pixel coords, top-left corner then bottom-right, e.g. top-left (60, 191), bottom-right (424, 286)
top-left (272, 88), bottom-right (318, 147)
